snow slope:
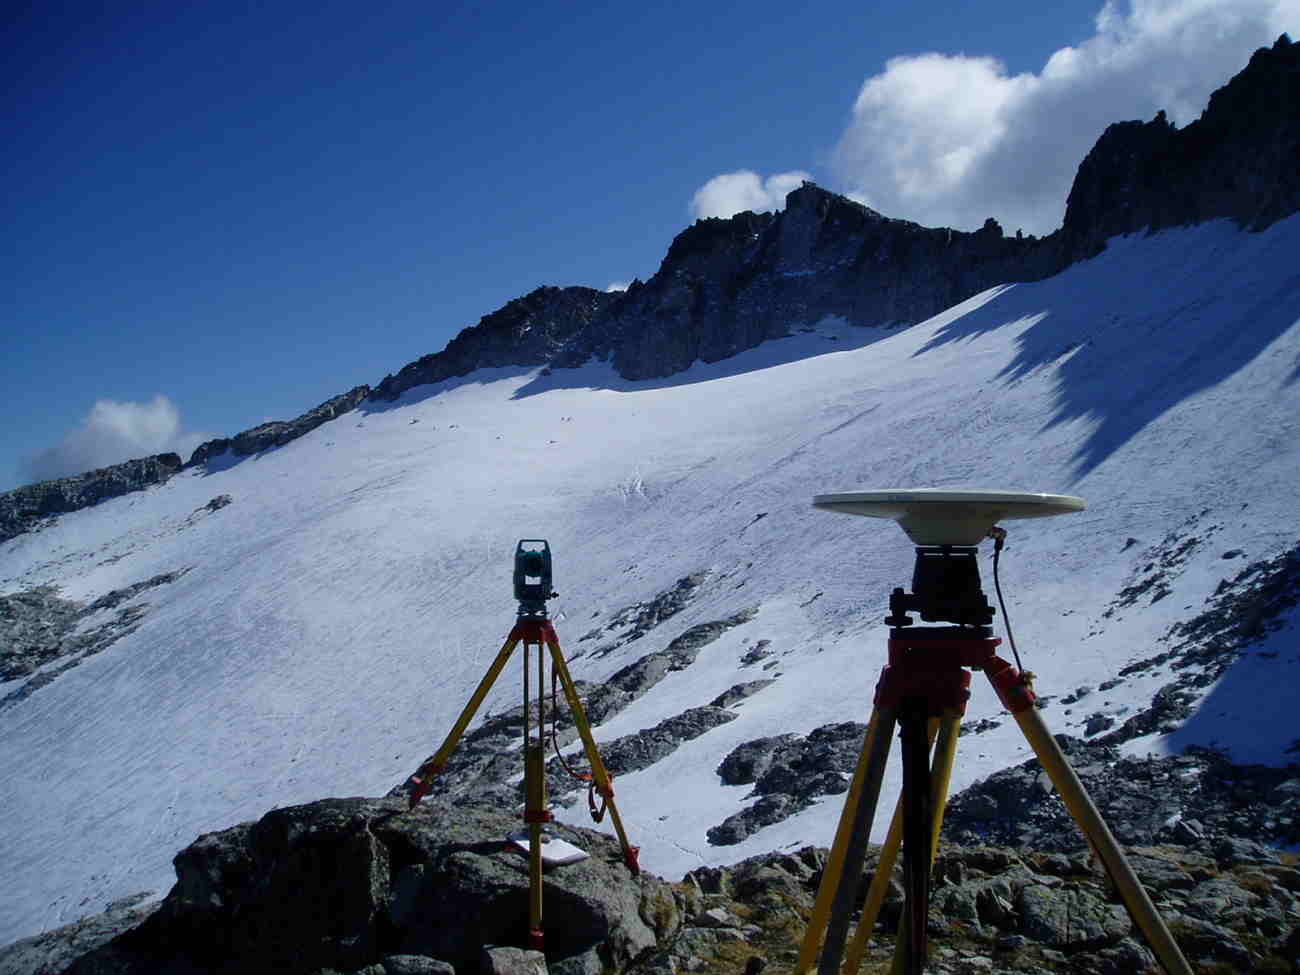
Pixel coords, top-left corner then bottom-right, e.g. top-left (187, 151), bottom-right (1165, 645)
top-left (2, 217), bottom-right (1299, 944)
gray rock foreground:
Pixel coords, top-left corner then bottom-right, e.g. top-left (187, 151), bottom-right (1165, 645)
top-left (4, 795), bottom-right (1297, 975)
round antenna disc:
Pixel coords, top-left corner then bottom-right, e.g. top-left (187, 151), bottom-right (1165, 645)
top-left (812, 489), bottom-right (1086, 546)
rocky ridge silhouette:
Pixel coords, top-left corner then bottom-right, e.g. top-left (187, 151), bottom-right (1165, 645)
top-left (2, 38), bottom-right (1295, 534)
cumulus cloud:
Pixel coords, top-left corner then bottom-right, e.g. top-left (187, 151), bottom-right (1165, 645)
top-left (22, 395), bottom-right (209, 484)
top-left (830, 0), bottom-right (1299, 235)
top-left (689, 169), bottom-right (813, 219)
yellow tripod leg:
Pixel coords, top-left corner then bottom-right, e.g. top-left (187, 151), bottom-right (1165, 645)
top-left (546, 633), bottom-right (640, 873)
top-left (1012, 706), bottom-right (1193, 975)
top-left (408, 633), bottom-right (522, 805)
top-left (841, 714), bottom-right (954, 975)
top-left (523, 635), bottom-right (548, 950)
top-left (887, 711), bottom-right (961, 975)
top-left (795, 712), bottom-right (883, 974)
top-left (525, 739), bottom-right (546, 943)
top-left (795, 706), bottom-right (897, 975)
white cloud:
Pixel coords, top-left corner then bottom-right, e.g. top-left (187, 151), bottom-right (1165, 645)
top-left (830, 0), bottom-right (1298, 235)
top-left (689, 169), bottom-right (813, 220)
top-left (22, 395), bottom-right (209, 484)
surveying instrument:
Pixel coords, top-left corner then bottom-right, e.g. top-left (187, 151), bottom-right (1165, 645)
top-left (405, 540), bottom-right (639, 951)
top-left (796, 491), bottom-right (1192, 975)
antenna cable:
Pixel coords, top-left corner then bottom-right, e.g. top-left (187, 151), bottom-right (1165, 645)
top-left (988, 528), bottom-right (1025, 673)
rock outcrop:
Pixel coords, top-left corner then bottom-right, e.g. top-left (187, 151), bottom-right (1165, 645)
top-left (0, 570), bottom-right (191, 711)
top-left (552, 185), bottom-right (1059, 381)
top-left (0, 387), bottom-right (371, 547)
top-left (368, 287), bottom-right (615, 402)
top-left (0, 454), bottom-right (182, 545)
top-left (942, 733), bottom-right (1300, 854)
top-left (1061, 33), bottom-right (1300, 264)
top-left (707, 722), bottom-right (868, 845)
top-left (59, 798), bottom-right (678, 975)
top-left (28, 800), bottom-right (1299, 975)
top-left (385, 37), bottom-right (1300, 390)
top-left (188, 385), bottom-right (371, 465)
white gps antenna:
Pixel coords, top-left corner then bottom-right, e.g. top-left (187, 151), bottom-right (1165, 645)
top-left (812, 489), bottom-right (1085, 546)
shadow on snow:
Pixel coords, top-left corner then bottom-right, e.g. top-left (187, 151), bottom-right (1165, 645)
top-left (912, 217), bottom-right (1300, 481)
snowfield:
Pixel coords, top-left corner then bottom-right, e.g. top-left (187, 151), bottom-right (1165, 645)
top-left (2, 216), bottom-right (1299, 944)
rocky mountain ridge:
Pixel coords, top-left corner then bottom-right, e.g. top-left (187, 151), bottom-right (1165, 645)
top-left (2, 37), bottom-right (1295, 535)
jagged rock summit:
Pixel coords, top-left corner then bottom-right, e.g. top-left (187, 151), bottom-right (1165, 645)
top-left (549, 183), bottom-right (1058, 381)
top-left (1061, 32), bottom-right (1300, 262)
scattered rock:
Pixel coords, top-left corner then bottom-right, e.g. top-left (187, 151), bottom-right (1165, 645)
top-left (708, 723), bottom-right (866, 844)
top-left (708, 680), bottom-right (775, 709)
top-left (943, 733), bottom-right (1300, 852)
top-left (381, 956), bottom-right (454, 975)
top-left (740, 640), bottom-right (773, 666)
top-left (0, 570), bottom-right (190, 711)
top-left (1083, 712), bottom-right (1115, 736)
top-left (0, 891), bottom-right (159, 975)
top-left (1100, 541), bottom-right (1300, 748)
top-left (587, 707), bottom-right (739, 782)
top-left (707, 795), bottom-right (802, 846)
top-left (482, 945), bottom-right (548, 974)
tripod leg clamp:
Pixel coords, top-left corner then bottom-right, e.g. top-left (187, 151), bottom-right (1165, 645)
top-left (984, 655), bottom-right (1038, 713)
top-left (406, 759), bottom-right (446, 809)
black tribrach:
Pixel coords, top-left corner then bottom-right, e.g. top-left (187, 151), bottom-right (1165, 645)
top-left (886, 545), bottom-right (995, 628)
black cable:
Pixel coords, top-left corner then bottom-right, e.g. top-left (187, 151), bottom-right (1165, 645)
top-left (991, 532), bottom-right (1025, 673)
top-left (550, 669), bottom-right (590, 784)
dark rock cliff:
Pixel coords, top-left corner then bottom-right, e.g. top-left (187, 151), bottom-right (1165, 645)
top-left (0, 454), bottom-right (182, 545)
top-left (554, 185), bottom-right (1060, 380)
top-left (410, 39), bottom-right (1300, 384)
top-left (0, 386), bottom-right (371, 545)
top-left (1061, 33), bottom-right (1299, 263)
top-left (369, 285), bottom-right (616, 401)
top-left (187, 385), bottom-right (371, 465)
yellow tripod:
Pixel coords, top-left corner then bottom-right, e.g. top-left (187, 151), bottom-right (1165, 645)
top-left (406, 612), bottom-right (640, 950)
top-left (796, 551), bottom-right (1193, 975)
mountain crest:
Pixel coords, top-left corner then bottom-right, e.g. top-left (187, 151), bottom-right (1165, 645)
top-left (2, 41), bottom-right (1297, 512)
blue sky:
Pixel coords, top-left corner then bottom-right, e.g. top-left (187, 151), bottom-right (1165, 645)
top-left (4, 0), bottom-right (1294, 491)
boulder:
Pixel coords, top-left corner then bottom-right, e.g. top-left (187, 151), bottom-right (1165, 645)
top-left (63, 798), bottom-right (675, 975)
